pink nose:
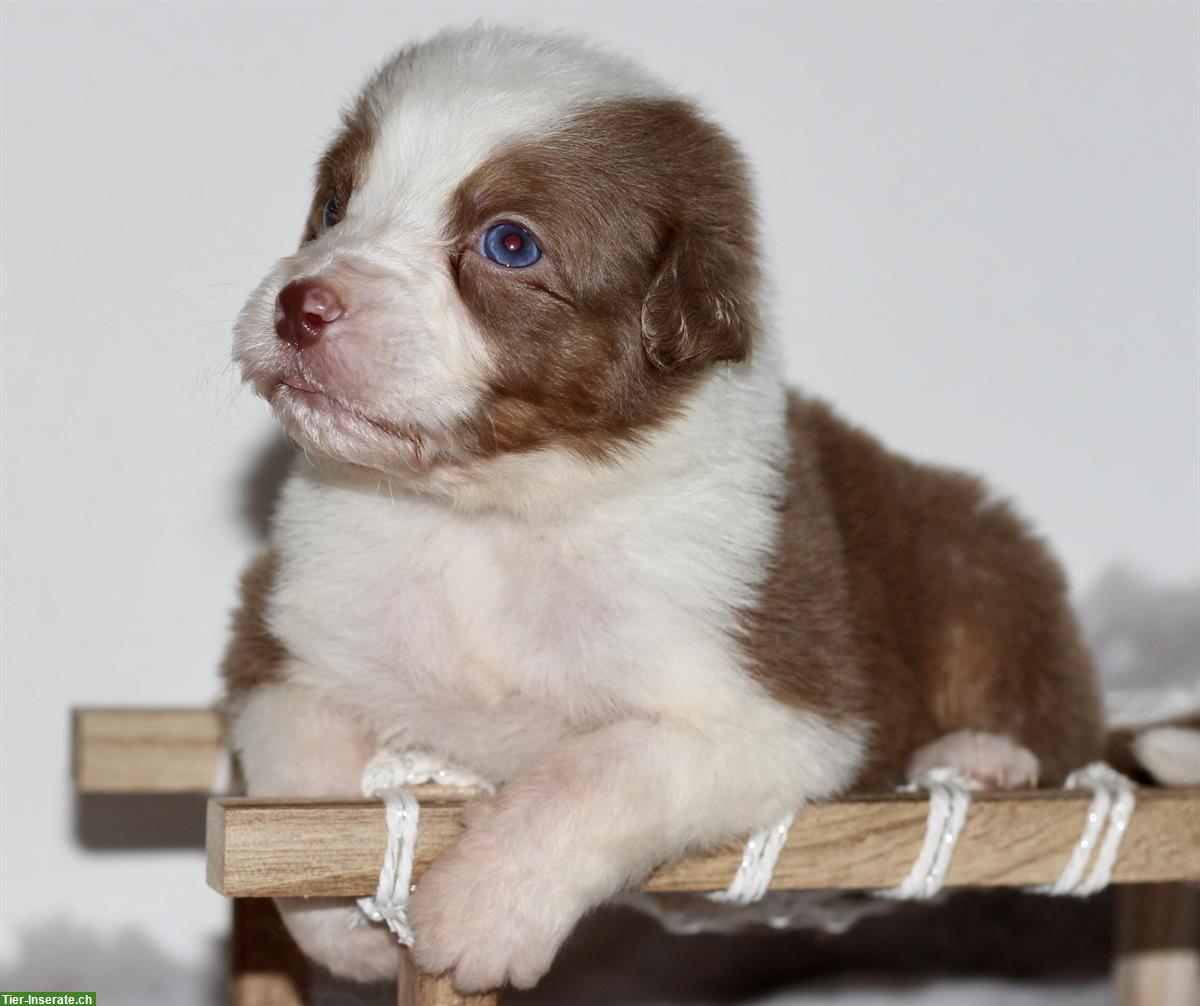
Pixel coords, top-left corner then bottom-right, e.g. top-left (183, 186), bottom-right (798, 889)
top-left (275, 279), bottom-right (344, 348)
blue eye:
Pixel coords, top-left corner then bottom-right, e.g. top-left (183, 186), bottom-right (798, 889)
top-left (323, 193), bottom-right (341, 230)
top-left (481, 223), bottom-right (542, 268)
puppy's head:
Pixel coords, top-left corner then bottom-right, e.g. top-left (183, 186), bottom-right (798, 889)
top-left (235, 26), bottom-right (761, 479)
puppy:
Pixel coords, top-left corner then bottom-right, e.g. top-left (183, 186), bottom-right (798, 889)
top-left (225, 25), bottom-right (1105, 992)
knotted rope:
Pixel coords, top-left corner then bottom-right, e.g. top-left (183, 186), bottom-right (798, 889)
top-left (356, 750), bottom-right (493, 943)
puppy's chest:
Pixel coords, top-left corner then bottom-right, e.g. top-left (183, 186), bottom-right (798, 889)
top-left (269, 483), bottom-right (724, 728)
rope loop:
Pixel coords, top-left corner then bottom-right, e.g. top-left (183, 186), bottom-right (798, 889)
top-left (356, 750), bottom-right (494, 944)
top-left (882, 767), bottom-right (975, 901)
top-left (1042, 761), bottom-right (1136, 897)
top-left (709, 811), bottom-right (797, 905)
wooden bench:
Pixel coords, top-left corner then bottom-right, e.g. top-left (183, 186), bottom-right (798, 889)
top-left (73, 708), bottom-right (1200, 1006)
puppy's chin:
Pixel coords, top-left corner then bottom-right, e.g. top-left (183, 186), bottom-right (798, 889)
top-left (268, 382), bottom-right (454, 475)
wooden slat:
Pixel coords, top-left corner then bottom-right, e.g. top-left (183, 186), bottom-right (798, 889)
top-left (409, 969), bottom-right (498, 1006)
top-left (1114, 884), bottom-right (1200, 1006)
top-left (230, 899), bottom-right (308, 1006)
top-left (73, 708), bottom-right (225, 793)
top-left (207, 787), bottom-right (1200, 899)
top-left (399, 948), bottom-right (501, 1005)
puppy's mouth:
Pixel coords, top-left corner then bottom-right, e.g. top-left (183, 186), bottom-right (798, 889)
top-left (271, 378), bottom-right (400, 438)
top-left (278, 372), bottom-right (323, 396)
top-left (266, 376), bottom-right (444, 470)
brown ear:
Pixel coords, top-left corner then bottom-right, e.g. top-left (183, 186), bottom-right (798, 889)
top-left (640, 224), bottom-right (758, 371)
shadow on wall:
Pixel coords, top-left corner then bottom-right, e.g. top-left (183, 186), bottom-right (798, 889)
top-left (238, 434), bottom-right (295, 540)
top-left (1080, 565), bottom-right (1200, 691)
top-left (73, 793), bottom-right (209, 850)
top-left (0, 921), bottom-right (226, 1006)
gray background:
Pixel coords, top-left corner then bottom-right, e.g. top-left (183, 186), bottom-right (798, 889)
top-left (2, 2), bottom-right (1197, 1002)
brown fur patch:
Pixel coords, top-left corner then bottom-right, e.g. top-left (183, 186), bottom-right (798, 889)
top-left (221, 549), bottom-right (288, 701)
top-left (445, 98), bottom-right (760, 460)
top-left (301, 95), bottom-right (377, 245)
top-left (741, 393), bottom-right (1106, 789)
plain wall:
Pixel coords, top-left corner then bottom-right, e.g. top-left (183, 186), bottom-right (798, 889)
top-left (2, 0), bottom-right (1196, 990)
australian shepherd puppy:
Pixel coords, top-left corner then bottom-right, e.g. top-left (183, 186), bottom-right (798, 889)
top-left (225, 25), bottom-right (1104, 992)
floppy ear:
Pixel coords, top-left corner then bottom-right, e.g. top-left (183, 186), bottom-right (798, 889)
top-left (640, 224), bottom-right (758, 371)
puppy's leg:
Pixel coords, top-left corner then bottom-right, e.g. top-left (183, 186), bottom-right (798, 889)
top-left (409, 711), bottom-right (861, 992)
top-left (908, 729), bottom-right (1039, 789)
top-left (230, 680), bottom-right (399, 982)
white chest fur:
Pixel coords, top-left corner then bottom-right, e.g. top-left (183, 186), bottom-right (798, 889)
top-left (266, 361), bottom-right (798, 781)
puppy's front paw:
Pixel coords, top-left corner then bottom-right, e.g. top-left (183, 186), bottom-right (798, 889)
top-left (409, 838), bottom-right (581, 992)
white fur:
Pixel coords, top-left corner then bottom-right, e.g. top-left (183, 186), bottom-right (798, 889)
top-left (1133, 726), bottom-right (1200, 786)
top-left (236, 342), bottom-right (866, 986)
top-left (230, 25), bottom-right (868, 990)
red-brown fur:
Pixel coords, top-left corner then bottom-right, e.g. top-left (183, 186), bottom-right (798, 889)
top-left (444, 98), bottom-right (760, 460)
top-left (740, 394), bottom-right (1105, 789)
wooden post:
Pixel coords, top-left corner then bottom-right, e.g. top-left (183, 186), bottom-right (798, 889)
top-left (230, 898), bottom-right (309, 1006)
top-left (412, 971), bottom-right (499, 1006)
top-left (396, 948), bottom-right (418, 1006)
top-left (397, 949), bottom-right (500, 1006)
top-left (1115, 883), bottom-right (1200, 1006)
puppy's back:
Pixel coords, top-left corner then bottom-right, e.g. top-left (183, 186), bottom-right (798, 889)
top-left (744, 392), bottom-right (1105, 788)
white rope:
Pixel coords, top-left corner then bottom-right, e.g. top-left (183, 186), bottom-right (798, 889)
top-left (709, 811), bottom-right (797, 904)
top-left (711, 768), bottom-right (977, 907)
top-left (356, 756), bottom-right (421, 944)
top-left (354, 747), bottom-right (1133, 944)
top-left (882, 767), bottom-right (974, 901)
top-left (355, 750), bottom-right (494, 944)
top-left (1044, 761), bottom-right (1136, 896)
top-left (712, 763), bottom-right (1125, 909)
top-left (1045, 771), bottom-right (1111, 894)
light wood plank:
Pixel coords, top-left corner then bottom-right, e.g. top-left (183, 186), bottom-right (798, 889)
top-left (73, 707), bottom-right (225, 793)
top-left (207, 787), bottom-right (1200, 899)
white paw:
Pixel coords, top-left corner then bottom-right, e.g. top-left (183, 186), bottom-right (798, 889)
top-left (276, 897), bottom-right (399, 982)
top-left (908, 731), bottom-right (1039, 789)
top-left (1133, 726), bottom-right (1200, 786)
top-left (409, 827), bottom-right (584, 991)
